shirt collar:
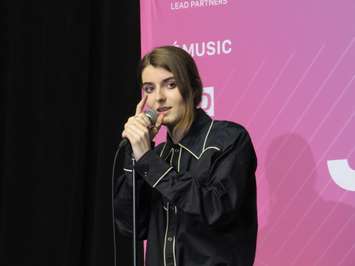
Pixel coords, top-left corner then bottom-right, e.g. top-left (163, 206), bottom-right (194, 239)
top-left (165, 108), bottom-right (212, 158)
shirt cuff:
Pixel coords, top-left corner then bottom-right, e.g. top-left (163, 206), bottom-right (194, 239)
top-left (121, 141), bottom-right (155, 173)
top-left (134, 150), bottom-right (173, 188)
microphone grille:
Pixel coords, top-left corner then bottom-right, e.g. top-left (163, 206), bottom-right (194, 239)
top-left (144, 109), bottom-right (158, 125)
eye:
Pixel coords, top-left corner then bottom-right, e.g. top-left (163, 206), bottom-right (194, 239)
top-left (142, 84), bottom-right (154, 94)
top-left (166, 80), bottom-right (177, 89)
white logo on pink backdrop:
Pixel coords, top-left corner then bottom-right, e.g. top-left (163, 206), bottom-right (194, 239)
top-left (201, 86), bottom-right (214, 116)
top-left (328, 159), bottom-right (355, 191)
top-left (170, 0), bottom-right (228, 10)
top-left (173, 39), bottom-right (232, 57)
top-left (140, 0), bottom-right (355, 265)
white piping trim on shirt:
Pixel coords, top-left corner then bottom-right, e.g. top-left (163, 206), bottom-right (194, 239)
top-left (156, 120), bottom-right (218, 266)
top-left (163, 202), bottom-right (169, 266)
top-left (160, 143), bottom-right (167, 157)
top-left (178, 120), bottom-right (221, 160)
top-left (159, 121), bottom-right (221, 161)
top-left (173, 206), bottom-right (177, 266)
top-left (177, 143), bottom-right (199, 159)
top-left (173, 236), bottom-right (177, 266)
top-left (152, 167), bottom-right (173, 188)
top-left (178, 147), bottom-right (182, 173)
top-left (164, 148), bottom-right (174, 161)
top-left (169, 148), bottom-right (174, 165)
top-left (203, 120), bottom-right (214, 150)
top-left (203, 146), bottom-right (221, 152)
top-left (123, 168), bottom-right (132, 172)
top-left (163, 203), bottom-right (177, 266)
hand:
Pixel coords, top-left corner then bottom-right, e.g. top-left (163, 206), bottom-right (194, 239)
top-left (134, 95), bottom-right (165, 141)
top-left (121, 95), bottom-right (164, 160)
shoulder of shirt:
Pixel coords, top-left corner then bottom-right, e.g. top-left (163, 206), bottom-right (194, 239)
top-left (206, 119), bottom-right (251, 151)
top-left (151, 120), bottom-right (252, 158)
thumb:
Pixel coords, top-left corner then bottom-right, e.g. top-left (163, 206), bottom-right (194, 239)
top-left (155, 113), bottom-right (165, 129)
top-left (151, 113), bottom-right (165, 137)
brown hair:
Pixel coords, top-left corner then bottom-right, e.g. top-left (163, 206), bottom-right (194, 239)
top-left (138, 46), bottom-right (203, 136)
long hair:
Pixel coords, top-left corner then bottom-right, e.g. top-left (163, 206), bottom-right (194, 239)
top-left (138, 46), bottom-right (203, 135)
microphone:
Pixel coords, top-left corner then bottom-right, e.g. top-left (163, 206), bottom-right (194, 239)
top-left (118, 109), bottom-right (158, 149)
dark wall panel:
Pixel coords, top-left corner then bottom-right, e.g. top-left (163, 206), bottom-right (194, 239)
top-left (0, 1), bottom-right (141, 265)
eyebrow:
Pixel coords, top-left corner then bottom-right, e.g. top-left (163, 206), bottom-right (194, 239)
top-left (142, 76), bottom-right (175, 86)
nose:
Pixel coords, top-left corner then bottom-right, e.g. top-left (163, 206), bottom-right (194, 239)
top-left (154, 86), bottom-right (166, 102)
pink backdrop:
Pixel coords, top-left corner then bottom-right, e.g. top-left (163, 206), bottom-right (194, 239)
top-left (140, 1), bottom-right (355, 265)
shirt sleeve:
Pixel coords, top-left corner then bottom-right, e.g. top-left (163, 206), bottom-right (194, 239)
top-left (113, 144), bottom-right (153, 240)
top-left (134, 130), bottom-right (257, 227)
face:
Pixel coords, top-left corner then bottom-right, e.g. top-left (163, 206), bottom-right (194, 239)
top-left (141, 65), bottom-right (185, 131)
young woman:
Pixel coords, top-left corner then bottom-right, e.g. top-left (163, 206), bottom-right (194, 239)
top-left (114, 46), bottom-right (257, 266)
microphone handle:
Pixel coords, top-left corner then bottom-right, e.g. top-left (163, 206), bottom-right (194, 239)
top-left (118, 137), bottom-right (130, 149)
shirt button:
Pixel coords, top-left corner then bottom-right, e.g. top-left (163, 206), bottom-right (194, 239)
top-left (167, 237), bottom-right (173, 242)
top-left (174, 148), bottom-right (179, 152)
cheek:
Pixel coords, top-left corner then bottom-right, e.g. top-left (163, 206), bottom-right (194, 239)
top-left (170, 89), bottom-right (184, 103)
top-left (176, 95), bottom-right (185, 108)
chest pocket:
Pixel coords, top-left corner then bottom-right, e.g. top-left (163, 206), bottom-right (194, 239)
top-left (188, 148), bottom-right (222, 185)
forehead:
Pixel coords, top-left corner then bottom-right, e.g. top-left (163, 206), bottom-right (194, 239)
top-left (142, 65), bottom-right (174, 83)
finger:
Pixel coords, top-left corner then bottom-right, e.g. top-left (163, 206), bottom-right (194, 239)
top-left (150, 113), bottom-right (165, 136)
top-left (135, 113), bottom-right (151, 127)
top-left (135, 118), bottom-right (150, 129)
top-left (131, 121), bottom-right (149, 133)
top-left (121, 128), bottom-right (131, 141)
top-left (124, 118), bottom-right (146, 132)
top-left (126, 116), bottom-right (150, 132)
top-left (126, 122), bottom-right (149, 138)
top-left (123, 127), bottom-right (139, 144)
top-left (135, 95), bottom-right (148, 115)
top-left (127, 115), bottom-right (149, 129)
top-left (155, 113), bottom-right (165, 129)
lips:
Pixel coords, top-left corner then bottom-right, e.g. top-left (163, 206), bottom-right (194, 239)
top-left (157, 106), bottom-right (172, 112)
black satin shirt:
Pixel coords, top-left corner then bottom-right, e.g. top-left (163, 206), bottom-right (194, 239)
top-left (114, 108), bottom-right (257, 266)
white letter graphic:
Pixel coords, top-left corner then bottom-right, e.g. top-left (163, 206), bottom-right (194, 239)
top-left (327, 159), bottom-right (355, 191)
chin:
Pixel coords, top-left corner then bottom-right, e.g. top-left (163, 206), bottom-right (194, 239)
top-left (163, 120), bottom-right (172, 127)
top-left (161, 119), bottom-right (169, 126)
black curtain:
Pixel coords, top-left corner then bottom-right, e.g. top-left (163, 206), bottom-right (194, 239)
top-left (0, 0), bottom-right (142, 265)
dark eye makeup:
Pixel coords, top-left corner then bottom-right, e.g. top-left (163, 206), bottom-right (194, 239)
top-left (142, 84), bottom-right (154, 93)
top-left (142, 77), bottom-right (176, 93)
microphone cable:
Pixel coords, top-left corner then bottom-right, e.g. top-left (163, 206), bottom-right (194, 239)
top-left (111, 144), bottom-right (138, 266)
